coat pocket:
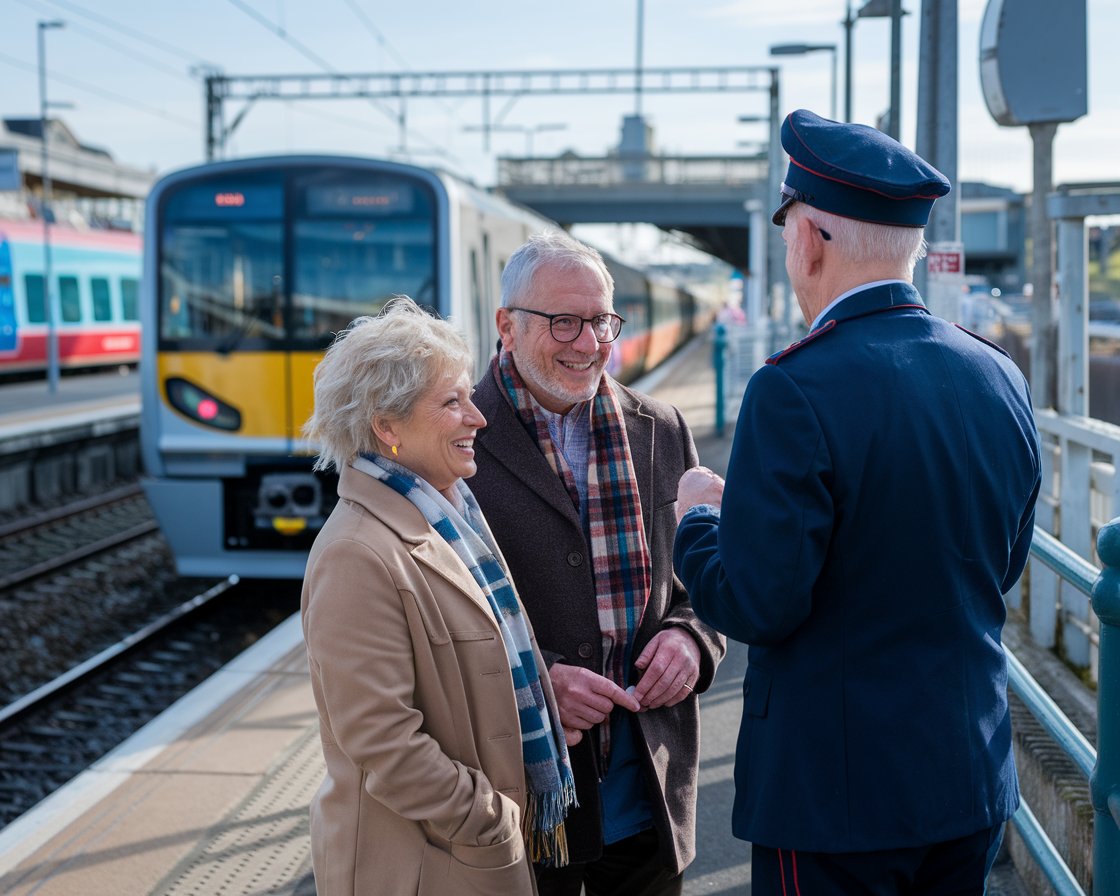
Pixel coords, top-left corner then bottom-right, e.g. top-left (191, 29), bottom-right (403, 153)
top-left (417, 836), bottom-right (535, 896)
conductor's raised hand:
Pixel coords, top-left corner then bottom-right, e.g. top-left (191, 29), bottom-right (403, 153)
top-left (676, 466), bottom-right (725, 523)
top-left (547, 662), bottom-right (642, 734)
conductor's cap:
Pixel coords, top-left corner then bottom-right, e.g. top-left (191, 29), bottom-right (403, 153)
top-left (771, 109), bottom-right (951, 228)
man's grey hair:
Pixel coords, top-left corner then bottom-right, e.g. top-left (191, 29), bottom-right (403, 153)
top-left (790, 203), bottom-right (928, 277)
top-left (501, 229), bottom-right (614, 308)
top-left (302, 296), bottom-right (473, 472)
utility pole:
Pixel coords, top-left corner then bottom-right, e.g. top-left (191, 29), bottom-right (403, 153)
top-left (843, 1), bottom-right (854, 122)
top-left (38, 20), bottom-right (64, 394)
top-left (887, 0), bottom-right (903, 139)
top-left (915, 0), bottom-right (960, 307)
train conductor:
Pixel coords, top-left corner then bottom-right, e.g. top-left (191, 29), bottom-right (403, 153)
top-left (673, 109), bottom-right (1042, 895)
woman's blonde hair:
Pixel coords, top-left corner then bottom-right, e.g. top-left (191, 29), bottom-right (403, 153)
top-left (303, 297), bottom-right (473, 472)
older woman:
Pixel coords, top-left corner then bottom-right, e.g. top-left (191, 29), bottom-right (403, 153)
top-left (301, 297), bottom-right (575, 896)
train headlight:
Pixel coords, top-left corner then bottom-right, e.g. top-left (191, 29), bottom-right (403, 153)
top-left (165, 377), bottom-right (242, 431)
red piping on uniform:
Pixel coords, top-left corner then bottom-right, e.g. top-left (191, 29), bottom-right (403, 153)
top-left (766, 319), bottom-right (838, 365)
top-left (954, 322), bottom-right (1012, 356)
top-left (789, 156), bottom-right (944, 201)
top-left (778, 849), bottom-right (789, 896)
top-left (792, 850), bottom-right (802, 895)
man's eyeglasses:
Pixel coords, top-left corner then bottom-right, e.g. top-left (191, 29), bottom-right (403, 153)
top-left (772, 185), bottom-right (832, 241)
top-left (508, 307), bottom-right (625, 343)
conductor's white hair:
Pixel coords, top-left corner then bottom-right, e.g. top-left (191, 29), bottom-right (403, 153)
top-left (791, 203), bottom-right (928, 278)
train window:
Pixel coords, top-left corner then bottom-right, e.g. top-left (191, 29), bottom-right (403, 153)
top-left (157, 170), bottom-right (437, 346)
top-left (160, 223), bottom-right (284, 344)
top-left (159, 176), bottom-right (284, 346)
top-left (121, 277), bottom-right (139, 321)
top-left (91, 277), bottom-right (112, 322)
top-left (24, 274), bottom-right (46, 323)
top-left (59, 276), bottom-right (81, 323)
top-left (289, 172), bottom-right (437, 341)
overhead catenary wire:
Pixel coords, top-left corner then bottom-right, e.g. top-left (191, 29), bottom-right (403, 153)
top-left (29, 0), bottom-right (220, 68)
top-left (223, 0), bottom-right (460, 163)
top-left (0, 49), bottom-right (197, 130)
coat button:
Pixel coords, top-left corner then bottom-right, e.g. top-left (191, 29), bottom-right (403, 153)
top-left (566, 551), bottom-right (583, 567)
top-left (577, 642), bottom-right (593, 659)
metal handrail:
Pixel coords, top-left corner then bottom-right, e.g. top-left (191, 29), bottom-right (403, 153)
top-left (1008, 520), bottom-right (1120, 894)
top-left (1006, 650), bottom-right (1095, 780)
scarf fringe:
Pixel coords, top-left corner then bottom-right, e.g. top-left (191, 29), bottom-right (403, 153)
top-left (524, 776), bottom-right (579, 867)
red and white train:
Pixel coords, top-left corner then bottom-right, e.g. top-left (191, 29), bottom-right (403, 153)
top-left (0, 217), bottom-right (142, 376)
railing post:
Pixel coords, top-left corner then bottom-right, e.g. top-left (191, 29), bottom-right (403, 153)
top-left (713, 322), bottom-right (727, 437)
top-left (1090, 518), bottom-right (1120, 894)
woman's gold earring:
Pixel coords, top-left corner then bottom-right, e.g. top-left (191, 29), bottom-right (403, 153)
top-left (391, 445), bottom-right (398, 457)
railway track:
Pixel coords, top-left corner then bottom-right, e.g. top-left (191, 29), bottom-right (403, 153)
top-left (0, 483), bottom-right (157, 590)
top-left (0, 480), bottom-right (302, 826)
top-left (0, 575), bottom-right (300, 826)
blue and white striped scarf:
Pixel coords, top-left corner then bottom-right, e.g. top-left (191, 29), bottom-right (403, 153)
top-left (354, 452), bottom-right (576, 866)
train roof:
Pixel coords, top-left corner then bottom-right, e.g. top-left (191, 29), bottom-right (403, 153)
top-left (0, 217), bottom-right (141, 250)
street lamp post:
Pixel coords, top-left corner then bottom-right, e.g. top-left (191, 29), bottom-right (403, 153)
top-left (842, 1), bottom-right (854, 122)
top-left (38, 19), bottom-right (64, 395)
top-left (737, 68), bottom-right (786, 338)
top-left (854, 0), bottom-right (907, 140)
top-left (769, 43), bottom-right (838, 121)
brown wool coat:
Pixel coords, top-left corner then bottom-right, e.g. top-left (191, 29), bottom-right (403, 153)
top-left (470, 370), bottom-right (727, 873)
top-left (301, 463), bottom-right (557, 895)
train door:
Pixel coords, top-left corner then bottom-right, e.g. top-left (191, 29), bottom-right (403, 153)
top-left (286, 168), bottom-right (441, 439)
top-left (0, 234), bottom-right (15, 353)
top-left (478, 231), bottom-right (493, 369)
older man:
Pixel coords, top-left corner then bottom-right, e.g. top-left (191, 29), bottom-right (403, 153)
top-left (674, 109), bottom-right (1041, 895)
top-left (470, 230), bottom-right (725, 896)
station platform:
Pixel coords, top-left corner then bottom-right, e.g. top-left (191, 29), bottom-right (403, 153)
top-left (0, 369), bottom-right (142, 514)
top-left (0, 368), bottom-right (140, 441)
top-left (0, 616), bottom-right (318, 896)
top-left (0, 335), bottom-right (1038, 894)
top-left (0, 335), bottom-right (745, 896)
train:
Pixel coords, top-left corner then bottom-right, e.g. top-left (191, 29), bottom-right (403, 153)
top-left (0, 217), bottom-right (141, 375)
top-left (139, 154), bottom-right (716, 579)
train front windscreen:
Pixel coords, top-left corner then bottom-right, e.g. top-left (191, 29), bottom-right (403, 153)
top-left (157, 167), bottom-right (439, 352)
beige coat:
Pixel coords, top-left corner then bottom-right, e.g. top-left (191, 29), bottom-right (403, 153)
top-left (301, 463), bottom-right (551, 895)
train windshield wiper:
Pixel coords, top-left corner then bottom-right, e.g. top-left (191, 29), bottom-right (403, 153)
top-left (216, 311), bottom-right (260, 356)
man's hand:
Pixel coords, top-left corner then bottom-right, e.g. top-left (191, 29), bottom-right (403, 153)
top-left (631, 628), bottom-right (702, 708)
top-left (676, 466), bottom-right (725, 523)
top-left (548, 663), bottom-right (642, 735)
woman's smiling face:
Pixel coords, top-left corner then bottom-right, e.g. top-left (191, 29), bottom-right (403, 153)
top-left (383, 366), bottom-right (486, 497)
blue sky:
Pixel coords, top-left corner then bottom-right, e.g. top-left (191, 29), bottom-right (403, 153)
top-left (2, 0), bottom-right (1116, 196)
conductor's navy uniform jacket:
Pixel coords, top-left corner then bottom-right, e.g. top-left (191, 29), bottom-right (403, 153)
top-left (674, 282), bottom-right (1041, 853)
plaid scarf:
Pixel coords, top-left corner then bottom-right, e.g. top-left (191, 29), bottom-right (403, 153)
top-left (353, 453), bottom-right (576, 866)
top-left (493, 350), bottom-right (652, 762)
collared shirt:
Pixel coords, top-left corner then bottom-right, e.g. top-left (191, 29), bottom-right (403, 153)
top-left (539, 399), bottom-right (592, 525)
top-left (811, 279), bottom-right (910, 331)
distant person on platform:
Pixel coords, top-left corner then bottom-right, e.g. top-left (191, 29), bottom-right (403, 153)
top-left (301, 297), bottom-right (575, 896)
top-left (469, 230), bottom-right (726, 896)
top-left (673, 109), bottom-right (1041, 895)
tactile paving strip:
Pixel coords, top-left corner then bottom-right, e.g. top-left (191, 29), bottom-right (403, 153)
top-left (155, 725), bottom-right (321, 895)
